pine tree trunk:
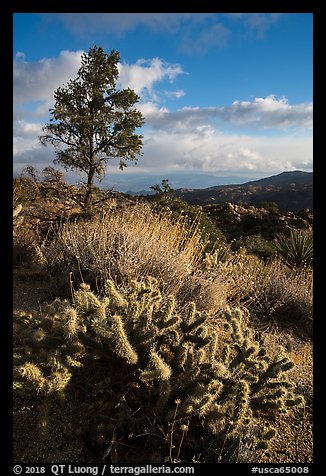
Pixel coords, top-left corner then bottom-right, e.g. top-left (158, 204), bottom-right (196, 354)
top-left (84, 167), bottom-right (94, 212)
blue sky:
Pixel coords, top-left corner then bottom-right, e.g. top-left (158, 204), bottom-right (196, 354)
top-left (13, 13), bottom-right (313, 192)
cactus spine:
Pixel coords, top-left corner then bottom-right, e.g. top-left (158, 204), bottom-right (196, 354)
top-left (14, 276), bottom-right (304, 462)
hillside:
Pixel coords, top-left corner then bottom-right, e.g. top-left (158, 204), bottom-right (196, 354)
top-left (175, 171), bottom-right (313, 212)
top-left (13, 171), bottom-right (313, 464)
top-left (202, 202), bottom-right (312, 243)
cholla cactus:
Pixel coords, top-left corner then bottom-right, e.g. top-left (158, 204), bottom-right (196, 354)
top-left (14, 276), bottom-right (304, 462)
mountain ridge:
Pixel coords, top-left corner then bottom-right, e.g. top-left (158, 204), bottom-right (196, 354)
top-left (175, 171), bottom-right (313, 212)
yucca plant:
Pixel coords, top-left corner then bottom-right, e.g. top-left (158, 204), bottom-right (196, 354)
top-left (274, 229), bottom-right (313, 270)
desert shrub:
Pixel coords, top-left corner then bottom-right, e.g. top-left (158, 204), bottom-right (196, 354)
top-left (204, 248), bottom-right (262, 307)
top-left (42, 203), bottom-right (212, 305)
top-left (296, 208), bottom-right (313, 224)
top-left (14, 277), bottom-right (303, 463)
top-left (248, 260), bottom-right (313, 335)
top-left (13, 203), bottom-right (43, 266)
top-left (241, 213), bottom-right (265, 233)
top-left (260, 201), bottom-right (280, 215)
top-left (13, 167), bottom-right (82, 243)
top-left (274, 229), bottom-right (313, 270)
top-left (234, 235), bottom-right (276, 261)
top-left (13, 204), bottom-right (24, 227)
top-left (203, 251), bottom-right (313, 335)
top-left (150, 195), bottom-right (228, 254)
top-left (15, 167), bottom-right (137, 233)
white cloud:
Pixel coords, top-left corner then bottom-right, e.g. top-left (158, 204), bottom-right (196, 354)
top-left (13, 50), bottom-right (312, 187)
top-left (13, 50), bottom-right (185, 171)
top-left (13, 50), bottom-right (84, 113)
top-left (221, 95), bottom-right (313, 128)
top-left (13, 50), bottom-right (185, 114)
top-left (137, 102), bottom-right (169, 117)
top-left (13, 116), bottom-right (312, 183)
top-left (143, 95), bottom-right (313, 130)
top-left (227, 13), bottom-right (283, 38)
top-left (117, 58), bottom-right (185, 99)
top-left (13, 120), bottom-right (43, 156)
top-left (164, 89), bottom-right (186, 100)
top-left (138, 128), bottom-right (312, 175)
top-left (131, 95), bottom-right (312, 179)
top-left (54, 13), bottom-right (212, 36)
top-left (180, 22), bottom-right (231, 54)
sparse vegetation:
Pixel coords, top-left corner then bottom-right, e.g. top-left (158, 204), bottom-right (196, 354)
top-left (150, 194), bottom-right (228, 254)
top-left (41, 203), bottom-right (210, 303)
top-left (13, 172), bottom-right (313, 464)
top-left (260, 200), bottom-right (280, 215)
top-left (233, 234), bottom-right (276, 261)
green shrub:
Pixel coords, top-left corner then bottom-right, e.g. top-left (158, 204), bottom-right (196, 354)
top-left (150, 195), bottom-right (228, 254)
top-left (14, 277), bottom-right (303, 463)
top-left (235, 235), bottom-right (276, 261)
top-left (260, 201), bottom-right (280, 215)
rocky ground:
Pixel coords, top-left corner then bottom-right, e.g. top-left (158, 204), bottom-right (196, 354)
top-left (203, 202), bottom-right (313, 242)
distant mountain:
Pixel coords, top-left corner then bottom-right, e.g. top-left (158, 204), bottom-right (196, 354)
top-left (123, 174), bottom-right (258, 196)
top-left (175, 171), bottom-right (313, 212)
top-left (236, 171), bottom-right (313, 187)
top-left (125, 189), bottom-right (156, 196)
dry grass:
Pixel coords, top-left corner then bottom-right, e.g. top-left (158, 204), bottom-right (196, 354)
top-left (203, 250), bottom-right (312, 335)
top-left (13, 220), bottom-right (44, 267)
top-left (13, 199), bottom-right (313, 464)
top-left (42, 203), bottom-right (227, 309)
top-left (248, 259), bottom-right (313, 335)
top-left (41, 202), bottom-right (313, 335)
top-left (204, 248), bottom-right (262, 306)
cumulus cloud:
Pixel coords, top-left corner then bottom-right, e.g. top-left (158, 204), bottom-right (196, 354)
top-left (13, 50), bottom-right (84, 114)
top-left (143, 95), bottom-right (313, 130)
top-left (13, 50), bottom-right (185, 113)
top-left (164, 89), bottom-right (186, 100)
top-left (13, 50), bottom-right (185, 170)
top-left (13, 120), bottom-right (43, 156)
top-left (13, 50), bottom-right (84, 172)
top-left (138, 128), bottom-right (312, 175)
top-left (13, 116), bottom-right (312, 183)
top-left (225, 95), bottom-right (312, 128)
top-left (13, 49), bottom-right (312, 187)
top-left (117, 58), bottom-right (185, 100)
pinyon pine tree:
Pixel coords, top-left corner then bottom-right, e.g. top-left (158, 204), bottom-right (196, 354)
top-left (39, 46), bottom-right (144, 211)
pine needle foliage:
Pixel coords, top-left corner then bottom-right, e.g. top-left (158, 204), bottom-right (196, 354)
top-left (14, 277), bottom-right (304, 462)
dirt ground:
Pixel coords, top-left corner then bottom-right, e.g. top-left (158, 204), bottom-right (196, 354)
top-left (13, 265), bottom-right (313, 464)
